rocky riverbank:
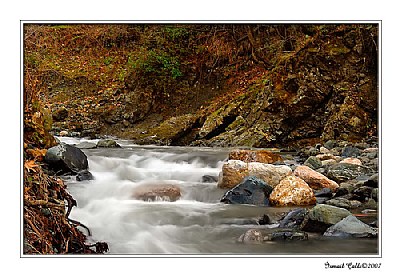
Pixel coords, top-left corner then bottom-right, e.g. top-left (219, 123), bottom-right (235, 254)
top-left (219, 138), bottom-right (379, 244)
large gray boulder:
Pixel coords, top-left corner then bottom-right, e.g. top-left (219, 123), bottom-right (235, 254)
top-left (323, 215), bottom-right (378, 238)
top-left (44, 143), bottom-right (88, 174)
top-left (300, 204), bottom-right (352, 233)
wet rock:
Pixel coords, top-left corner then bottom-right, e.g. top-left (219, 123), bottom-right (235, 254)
top-left (132, 183), bottom-right (181, 202)
top-left (44, 143), bottom-right (88, 174)
top-left (325, 163), bottom-right (371, 183)
top-left (342, 146), bottom-right (361, 157)
top-left (294, 165), bottom-right (339, 191)
top-left (228, 149), bottom-right (283, 164)
top-left (300, 204), bottom-right (352, 233)
top-left (75, 141), bottom-right (97, 149)
top-left (97, 139), bottom-right (121, 148)
top-left (220, 176), bottom-right (273, 206)
top-left (76, 170), bottom-right (94, 181)
top-left (201, 175), bottom-right (218, 183)
top-left (304, 156), bottom-right (322, 170)
top-left (340, 157), bottom-right (362, 165)
top-left (323, 215), bottom-right (378, 238)
top-left (269, 175), bottom-right (316, 206)
top-left (217, 160), bottom-right (292, 189)
top-left (264, 229), bottom-right (308, 241)
top-left (279, 208), bottom-right (308, 228)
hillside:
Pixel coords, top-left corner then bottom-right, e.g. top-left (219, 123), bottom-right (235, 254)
top-left (24, 23), bottom-right (378, 148)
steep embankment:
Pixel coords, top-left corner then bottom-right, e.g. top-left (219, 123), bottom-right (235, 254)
top-left (24, 24), bottom-right (378, 148)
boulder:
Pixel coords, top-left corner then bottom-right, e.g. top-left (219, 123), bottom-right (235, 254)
top-left (76, 170), bottom-right (94, 181)
top-left (294, 165), bottom-right (339, 191)
top-left (228, 149), bottom-right (283, 164)
top-left (44, 143), bottom-right (88, 174)
top-left (323, 215), bottom-right (378, 238)
top-left (300, 204), bottom-right (352, 232)
top-left (97, 139), bottom-right (121, 148)
top-left (269, 175), bottom-right (316, 206)
top-left (220, 176), bottom-right (273, 206)
top-left (217, 160), bottom-right (292, 189)
top-left (132, 183), bottom-right (181, 202)
top-left (237, 229), bottom-right (264, 244)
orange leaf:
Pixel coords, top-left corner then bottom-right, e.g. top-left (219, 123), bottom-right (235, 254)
top-left (24, 160), bottom-right (39, 173)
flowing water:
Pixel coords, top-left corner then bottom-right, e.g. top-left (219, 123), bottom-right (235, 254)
top-left (59, 137), bottom-right (378, 255)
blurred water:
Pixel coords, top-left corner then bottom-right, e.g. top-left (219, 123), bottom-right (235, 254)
top-left (60, 137), bottom-right (378, 255)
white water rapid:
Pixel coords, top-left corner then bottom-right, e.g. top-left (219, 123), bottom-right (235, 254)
top-left (59, 137), bottom-right (378, 255)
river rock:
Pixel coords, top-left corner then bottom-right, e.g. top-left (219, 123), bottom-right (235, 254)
top-left (237, 229), bottom-right (264, 244)
top-left (279, 208), bottom-right (308, 229)
top-left (325, 197), bottom-right (355, 209)
top-left (228, 149), bottom-right (283, 164)
top-left (323, 140), bottom-right (337, 150)
top-left (75, 141), bottom-right (97, 149)
top-left (76, 169), bottom-right (94, 181)
top-left (325, 163), bottom-right (371, 183)
top-left (132, 183), bottom-right (181, 201)
top-left (294, 165), bottom-right (339, 191)
top-left (340, 157), bottom-right (362, 165)
top-left (304, 156), bottom-right (322, 170)
top-left (220, 176), bottom-right (273, 206)
top-left (44, 143), bottom-right (88, 174)
top-left (300, 204), bottom-right (352, 232)
top-left (97, 139), bottom-right (121, 148)
top-left (269, 175), bottom-right (316, 206)
top-left (237, 228), bottom-right (308, 243)
top-left (342, 146), bottom-right (361, 157)
top-left (217, 160), bottom-right (292, 189)
top-left (323, 215), bottom-right (378, 238)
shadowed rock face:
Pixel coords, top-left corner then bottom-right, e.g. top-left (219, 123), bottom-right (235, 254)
top-left (220, 176), bottom-right (273, 206)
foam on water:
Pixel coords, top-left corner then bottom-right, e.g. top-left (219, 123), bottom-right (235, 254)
top-left (60, 137), bottom-right (378, 255)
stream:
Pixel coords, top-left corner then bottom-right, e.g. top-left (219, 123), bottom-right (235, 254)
top-left (59, 137), bottom-right (378, 255)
